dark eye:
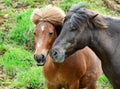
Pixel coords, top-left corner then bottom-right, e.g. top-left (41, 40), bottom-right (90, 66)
top-left (70, 24), bottom-right (77, 32)
top-left (49, 32), bottom-right (53, 36)
top-left (70, 26), bottom-right (77, 32)
top-left (34, 32), bottom-right (36, 35)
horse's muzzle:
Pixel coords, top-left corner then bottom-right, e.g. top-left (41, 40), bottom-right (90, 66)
top-left (34, 54), bottom-right (46, 66)
top-left (50, 48), bottom-right (65, 63)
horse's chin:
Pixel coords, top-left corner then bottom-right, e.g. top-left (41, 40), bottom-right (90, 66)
top-left (53, 58), bottom-right (65, 63)
top-left (36, 62), bottom-right (45, 66)
top-left (51, 54), bottom-right (65, 63)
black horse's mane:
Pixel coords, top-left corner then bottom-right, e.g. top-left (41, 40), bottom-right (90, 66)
top-left (64, 4), bottom-right (88, 29)
top-left (64, 4), bottom-right (108, 30)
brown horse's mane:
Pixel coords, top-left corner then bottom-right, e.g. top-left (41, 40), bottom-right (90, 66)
top-left (65, 4), bottom-right (108, 30)
top-left (31, 5), bottom-right (65, 26)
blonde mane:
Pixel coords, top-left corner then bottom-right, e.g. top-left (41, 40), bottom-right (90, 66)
top-left (31, 5), bottom-right (65, 26)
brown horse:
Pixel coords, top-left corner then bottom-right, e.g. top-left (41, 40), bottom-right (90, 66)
top-left (31, 5), bottom-right (102, 89)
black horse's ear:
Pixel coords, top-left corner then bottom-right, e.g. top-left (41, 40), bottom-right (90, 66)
top-left (55, 25), bottom-right (62, 36)
top-left (90, 13), bottom-right (108, 29)
top-left (91, 14), bottom-right (99, 20)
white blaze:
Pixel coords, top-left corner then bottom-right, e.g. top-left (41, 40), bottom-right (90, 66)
top-left (41, 25), bottom-right (45, 31)
top-left (34, 42), bottom-right (42, 54)
top-left (37, 43), bottom-right (41, 48)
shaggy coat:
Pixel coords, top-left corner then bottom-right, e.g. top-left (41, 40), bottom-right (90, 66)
top-left (31, 5), bottom-right (102, 89)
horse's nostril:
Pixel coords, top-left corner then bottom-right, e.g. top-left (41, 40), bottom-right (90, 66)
top-left (51, 49), bottom-right (58, 56)
top-left (34, 54), bottom-right (40, 62)
top-left (34, 54), bottom-right (46, 64)
top-left (41, 54), bottom-right (45, 59)
top-left (40, 54), bottom-right (45, 63)
top-left (53, 51), bottom-right (57, 56)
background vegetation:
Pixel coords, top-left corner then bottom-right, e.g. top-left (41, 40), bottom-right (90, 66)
top-left (0, 0), bottom-right (119, 89)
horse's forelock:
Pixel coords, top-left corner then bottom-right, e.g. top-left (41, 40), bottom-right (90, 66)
top-left (67, 10), bottom-right (88, 29)
top-left (31, 8), bottom-right (42, 24)
top-left (31, 5), bottom-right (65, 26)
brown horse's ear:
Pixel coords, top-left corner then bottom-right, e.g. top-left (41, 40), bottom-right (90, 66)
top-left (30, 8), bottom-right (41, 25)
top-left (31, 16), bottom-right (40, 25)
top-left (33, 20), bottom-right (40, 25)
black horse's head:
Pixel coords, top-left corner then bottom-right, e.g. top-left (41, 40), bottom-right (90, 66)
top-left (50, 4), bottom-right (107, 63)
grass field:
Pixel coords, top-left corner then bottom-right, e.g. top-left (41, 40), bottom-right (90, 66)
top-left (0, 0), bottom-right (119, 88)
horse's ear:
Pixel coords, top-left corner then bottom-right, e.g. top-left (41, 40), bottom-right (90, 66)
top-left (30, 14), bottom-right (40, 25)
top-left (90, 14), bottom-right (108, 29)
top-left (55, 25), bottom-right (62, 36)
top-left (91, 14), bottom-right (98, 20)
top-left (33, 20), bottom-right (39, 25)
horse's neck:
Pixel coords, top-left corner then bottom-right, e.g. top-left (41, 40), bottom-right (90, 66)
top-left (105, 16), bottom-right (120, 22)
top-left (45, 54), bottom-right (62, 69)
top-left (89, 16), bottom-right (120, 61)
top-left (89, 29), bottom-right (118, 62)
top-left (88, 16), bottom-right (120, 88)
top-left (105, 16), bottom-right (120, 34)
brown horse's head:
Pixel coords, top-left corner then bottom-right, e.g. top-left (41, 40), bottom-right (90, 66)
top-left (31, 5), bottom-right (65, 66)
top-left (34, 21), bottom-right (58, 66)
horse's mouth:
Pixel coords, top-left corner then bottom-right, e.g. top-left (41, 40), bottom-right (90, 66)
top-left (36, 62), bottom-right (45, 66)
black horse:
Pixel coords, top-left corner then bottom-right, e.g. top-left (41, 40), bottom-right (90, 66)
top-left (50, 4), bottom-right (120, 89)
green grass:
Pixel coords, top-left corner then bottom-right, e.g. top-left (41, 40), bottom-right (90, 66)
top-left (17, 0), bottom-right (34, 6)
top-left (2, 0), bottom-right (12, 6)
top-left (2, 0), bottom-right (44, 7)
top-left (58, 0), bottom-right (110, 15)
top-left (0, 0), bottom-right (118, 88)
top-left (0, 31), bottom-right (5, 45)
top-left (0, 44), bottom-right (46, 89)
top-left (9, 9), bottom-right (35, 49)
top-left (1, 46), bottom-right (35, 77)
top-left (12, 67), bottom-right (46, 89)
top-left (98, 75), bottom-right (113, 89)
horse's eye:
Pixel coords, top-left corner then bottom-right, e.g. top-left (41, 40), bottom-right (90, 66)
top-left (70, 27), bottom-right (76, 32)
top-left (70, 24), bottom-right (77, 32)
top-left (34, 32), bottom-right (36, 35)
top-left (49, 32), bottom-right (53, 36)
